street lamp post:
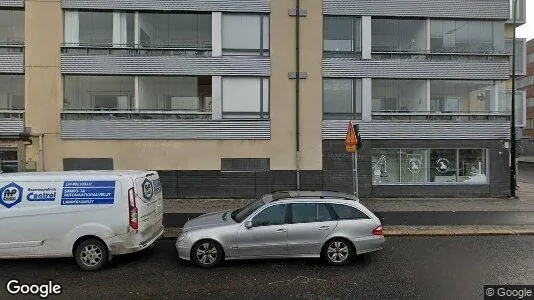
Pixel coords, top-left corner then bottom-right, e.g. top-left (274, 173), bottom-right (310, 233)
top-left (510, 0), bottom-right (518, 198)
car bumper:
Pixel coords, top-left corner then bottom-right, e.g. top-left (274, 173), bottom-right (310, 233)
top-left (176, 242), bottom-right (192, 261)
top-left (108, 227), bottom-right (164, 256)
top-left (354, 235), bottom-right (385, 255)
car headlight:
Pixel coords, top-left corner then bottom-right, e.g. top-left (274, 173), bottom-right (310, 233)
top-left (177, 231), bottom-right (188, 243)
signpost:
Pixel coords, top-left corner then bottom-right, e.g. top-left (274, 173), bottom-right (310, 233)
top-left (344, 121), bottom-right (361, 196)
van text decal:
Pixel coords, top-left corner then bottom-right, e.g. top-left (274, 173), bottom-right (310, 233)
top-left (61, 181), bottom-right (115, 205)
top-left (0, 182), bottom-right (23, 208)
top-left (26, 188), bottom-right (57, 202)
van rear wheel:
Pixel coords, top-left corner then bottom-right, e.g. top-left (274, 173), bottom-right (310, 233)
top-left (75, 239), bottom-right (109, 271)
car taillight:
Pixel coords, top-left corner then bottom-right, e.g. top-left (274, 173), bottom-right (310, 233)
top-left (128, 187), bottom-right (138, 231)
top-left (372, 226), bottom-right (383, 236)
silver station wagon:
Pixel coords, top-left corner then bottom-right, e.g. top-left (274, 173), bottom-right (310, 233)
top-left (175, 191), bottom-right (384, 267)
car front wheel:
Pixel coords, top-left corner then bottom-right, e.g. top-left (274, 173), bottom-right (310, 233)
top-left (191, 240), bottom-right (222, 268)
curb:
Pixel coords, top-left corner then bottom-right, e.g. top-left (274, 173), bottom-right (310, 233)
top-left (161, 225), bottom-right (534, 239)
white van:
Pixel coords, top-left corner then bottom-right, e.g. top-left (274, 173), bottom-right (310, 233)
top-left (0, 170), bottom-right (164, 271)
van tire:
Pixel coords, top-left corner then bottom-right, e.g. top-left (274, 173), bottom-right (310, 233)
top-left (74, 239), bottom-right (109, 271)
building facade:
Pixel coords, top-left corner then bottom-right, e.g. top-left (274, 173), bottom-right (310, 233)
top-left (519, 38), bottom-right (534, 137)
top-left (0, 0), bottom-right (528, 198)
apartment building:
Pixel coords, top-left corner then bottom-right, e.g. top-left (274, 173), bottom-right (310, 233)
top-left (519, 38), bottom-right (534, 137)
top-left (0, 0), bottom-right (527, 198)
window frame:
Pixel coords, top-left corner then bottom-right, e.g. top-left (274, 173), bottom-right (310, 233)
top-left (323, 78), bottom-right (362, 120)
top-left (221, 76), bottom-right (270, 119)
top-left (221, 13), bottom-right (270, 57)
top-left (323, 15), bottom-right (362, 58)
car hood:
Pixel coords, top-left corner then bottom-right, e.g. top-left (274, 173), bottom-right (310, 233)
top-left (183, 210), bottom-right (236, 231)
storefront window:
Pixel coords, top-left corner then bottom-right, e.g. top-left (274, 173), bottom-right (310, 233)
top-left (372, 148), bottom-right (487, 185)
top-left (458, 149), bottom-right (487, 183)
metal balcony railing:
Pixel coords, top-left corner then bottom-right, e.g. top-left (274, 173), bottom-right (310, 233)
top-left (0, 109), bottom-right (24, 119)
top-left (61, 43), bottom-right (212, 57)
top-left (61, 110), bottom-right (212, 120)
top-left (371, 111), bottom-right (511, 122)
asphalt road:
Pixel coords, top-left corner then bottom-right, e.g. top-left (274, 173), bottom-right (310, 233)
top-left (1, 236), bottom-right (533, 300)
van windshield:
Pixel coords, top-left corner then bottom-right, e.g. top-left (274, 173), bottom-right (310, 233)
top-left (231, 197), bottom-right (266, 223)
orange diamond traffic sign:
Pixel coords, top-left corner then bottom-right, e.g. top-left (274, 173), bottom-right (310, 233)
top-left (344, 121), bottom-right (361, 153)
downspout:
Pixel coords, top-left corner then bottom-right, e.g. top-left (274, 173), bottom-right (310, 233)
top-left (38, 134), bottom-right (44, 172)
top-left (295, 0), bottom-right (301, 190)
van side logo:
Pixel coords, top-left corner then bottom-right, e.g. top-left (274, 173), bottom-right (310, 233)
top-left (142, 179), bottom-right (153, 202)
top-left (0, 182), bottom-right (23, 208)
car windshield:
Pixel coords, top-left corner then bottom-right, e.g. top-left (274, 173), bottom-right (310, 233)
top-left (231, 197), bottom-right (266, 223)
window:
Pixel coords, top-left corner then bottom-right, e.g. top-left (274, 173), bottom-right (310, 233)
top-left (323, 16), bottom-right (361, 57)
top-left (139, 13), bottom-right (211, 48)
top-left (252, 204), bottom-right (287, 227)
top-left (138, 76), bottom-right (211, 112)
top-left (0, 9), bottom-right (24, 45)
top-left (372, 148), bottom-right (488, 184)
top-left (222, 77), bottom-right (269, 118)
top-left (291, 203), bottom-right (334, 224)
top-left (528, 53), bottom-right (534, 64)
top-left (0, 75), bottom-right (24, 110)
top-left (323, 79), bottom-right (362, 120)
top-left (372, 18), bottom-right (426, 52)
top-left (63, 76), bottom-right (135, 110)
top-left (330, 204), bottom-right (369, 220)
top-left (498, 89), bottom-right (525, 127)
top-left (64, 11), bottom-right (134, 47)
top-left (430, 80), bottom-right (494, 113)
top-left (372, 79), bottom-right (427, 113)
top-left (222, 14), bottom-right (269, 56)
top-left (0, 149), bottom-right (18, 173)
top-left (505, 39), bottom-right (526, 75)
top-left (430, 20), bottom-right (504, 53)
top-left (527, 97), bottom-right (534, 109)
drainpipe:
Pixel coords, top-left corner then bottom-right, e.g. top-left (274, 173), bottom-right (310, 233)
top-left (38, 134), bottom-right (44, 172)
top-left (510, 0), bottom-right (518, 198)
top-left (295, 0), bottom-right (301, 190)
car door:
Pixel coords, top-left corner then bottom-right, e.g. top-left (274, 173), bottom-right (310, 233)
top-left (237, 203), bottom-right (289, 258)
top-left (287, 202), bottom-right (338, 256)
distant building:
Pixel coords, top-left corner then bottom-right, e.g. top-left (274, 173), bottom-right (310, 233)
top-left (519, 38), bottom-right (534, 137)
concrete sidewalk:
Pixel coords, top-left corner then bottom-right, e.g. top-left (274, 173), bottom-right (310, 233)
top-left (161, 182), bottom-right (534, 237)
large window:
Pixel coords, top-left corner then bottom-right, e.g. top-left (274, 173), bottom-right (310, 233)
top-left (323, 79), bottom-right (362, 120)
top-left (64, 11), bottom-right (134, 47)
top-left (430, 80), bottom-right (494, 113)
top-left (323, 16), bottom-right (361, 57)
top-left (63, 76), bottom-right (135, 110)
top-left (138, 76), bottom-right (211, 112)
top-left (222, 77), bottom-right (269, 118)
top-left (0, 9), bottom-right (24, 45)
top-left (372, 148), bottom-right (488, 185)
top-left (372, 18), bottom-right (426, 52)
top-left (372, 80), bottom-right (427, 113)
top-left (222, 14), bottom-right (269, 56)
top-left (0, 75), bottom-right (24, 110)
top-left (430, 20), bottom-right (505, 53)
top-left (139, 13), bottom-right (211, 48)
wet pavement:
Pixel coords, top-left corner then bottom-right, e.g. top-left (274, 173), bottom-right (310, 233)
top-left (1, 236), bottom-right (532, 299)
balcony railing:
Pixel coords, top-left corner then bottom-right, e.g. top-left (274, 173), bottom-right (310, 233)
top-left (61, 110), bottom-right (212, 120)
top-left (0, 109), bottom-right (24, 119)
top-left (61, 43), bottom-right (212, 57)
top-left (372, 111), bottom-right (511, 122)
top-left (0, 42), bottom-right (24, 54)
top-left (371, 50), bottom-right (509, 62)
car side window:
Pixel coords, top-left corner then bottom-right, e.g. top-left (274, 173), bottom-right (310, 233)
top-left (252, 204), bottom-right (287, 227)
top-left (291, 203), bottom-right (317, 223)
top-left (329, 204), bottom-right (370, 220)
top-left (317, 203), bottom-right (335, 222)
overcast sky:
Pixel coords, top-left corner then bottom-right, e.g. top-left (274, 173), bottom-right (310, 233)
top-left (517, 0), bottom-right (534, 40)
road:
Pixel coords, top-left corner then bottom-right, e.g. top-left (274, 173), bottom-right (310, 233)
top-left (1, 236), bottom-right (533, 300)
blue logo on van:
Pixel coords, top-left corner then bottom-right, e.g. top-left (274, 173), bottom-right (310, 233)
top-left (26, 188), bottom-right (57, 201)
top-left (0, 182), bottom-right (23, 208)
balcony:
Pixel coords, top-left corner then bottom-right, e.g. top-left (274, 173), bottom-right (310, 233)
top-left (60, 111), bottom-right (270, 140)
top-left (506, 0), bottom-right (526, 25)
top-left (371, 111), bottom-right (511, 122)
top-left (0, 110), bottom-right (24, 136)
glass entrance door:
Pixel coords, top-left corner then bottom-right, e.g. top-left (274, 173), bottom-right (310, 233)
top-left (0, 149), bottom-right (18, 173)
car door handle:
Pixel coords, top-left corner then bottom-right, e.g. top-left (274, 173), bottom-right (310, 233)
top-left (318, 226), bottom-right (330, 231)
top-left (275, 228), bottom-right (287, 233)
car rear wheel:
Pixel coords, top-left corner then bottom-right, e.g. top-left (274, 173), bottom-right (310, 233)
top-left (191, 240), bottom-right (222, 268)
top-left (75, 239), bottom-right (109, 271)
top-left (323, 238), bottom-right (354, 266)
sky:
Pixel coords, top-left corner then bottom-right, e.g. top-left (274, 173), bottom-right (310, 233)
top-left (517, 0), bottom-right (534, 40)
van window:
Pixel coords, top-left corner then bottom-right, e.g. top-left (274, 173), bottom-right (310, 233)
top-left (329, 204), bottom-right (370, 220)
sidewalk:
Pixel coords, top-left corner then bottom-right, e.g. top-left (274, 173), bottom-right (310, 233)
top-left (161, 182), bottom-right (534, 237)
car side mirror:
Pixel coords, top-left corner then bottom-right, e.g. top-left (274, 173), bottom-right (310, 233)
top-left (245, 221), bottom-right (253, 229)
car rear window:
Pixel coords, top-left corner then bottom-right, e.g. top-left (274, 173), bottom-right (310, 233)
top-left (329, 204), bottom-right (370, 220)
